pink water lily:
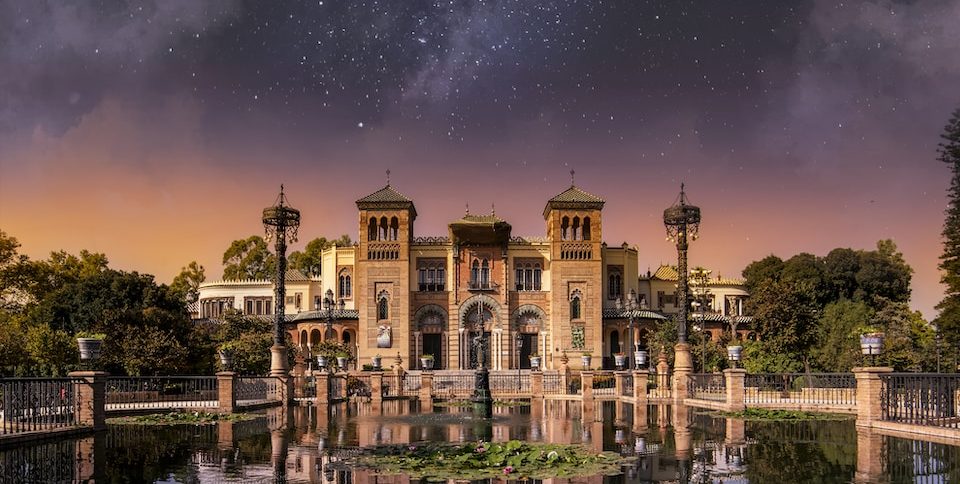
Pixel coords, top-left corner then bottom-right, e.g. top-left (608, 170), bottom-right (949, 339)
top-left (503, 466), bottom-right (514, 475)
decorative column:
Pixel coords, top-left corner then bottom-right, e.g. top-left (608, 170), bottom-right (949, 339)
top-left (370, 372), bottom-right (384, 405)
top-left (663, 184), bottom-right (700, 398)
top-left (262, 185), bottom-right (300, 384)
top-left (656, 350), bottom-right (670, 398)
top-left (581, 371), bottom-right (595, 418)
top-left (633, 370), bottom-right (648, 404)
top-left (530, 371), bottom-right (544, 400)
top-left (315, 372), bottom-right (330, 405)
top-left (419, 371), bottom-right (433, 407)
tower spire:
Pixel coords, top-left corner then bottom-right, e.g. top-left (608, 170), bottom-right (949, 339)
top-left (570, 169), bottom-right (576, 186)
top-left (386, 169), bottom-right (391, 186)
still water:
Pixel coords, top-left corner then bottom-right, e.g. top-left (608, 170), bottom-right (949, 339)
top-left (1, 400), bottom-right (958, 483)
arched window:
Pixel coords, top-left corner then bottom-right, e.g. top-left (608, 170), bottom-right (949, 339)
top-left (471, 260), bottom-right (480, 287)
top-left (338, 270), bottom-right (352, 299)
top-left (572, 216), bottom-right (581, 240)
top-left (480, 259), bottom-right (490, 288)
top-left (533, 264), bottom-right (542, 291)
top-left (379, 216), bottom-right (388, 241)
top-left (561, 216), bottom-right (570, 240)
top-left (570, 289), bottom-right (582, 320)
top-left (368, 217), bottom-right (377, 241)
top-left (377, 293), bottom-right (389, 320)
top-left (608, 270), bottom-right (622, 300)
top-left (583, 217), bottom-right (591, 240)
top-left (390, 217), bottom-right (399, 241)
top-left (515, 265), bottom-right (525, 291)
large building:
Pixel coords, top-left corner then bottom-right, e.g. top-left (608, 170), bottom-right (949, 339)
top-left (198, 181), bottom-right (750, 370)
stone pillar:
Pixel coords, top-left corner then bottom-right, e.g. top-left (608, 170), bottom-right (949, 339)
top-left (216, 371), bottom-right (236, 414)
top-left (370, 372), bottom-right (384, 405)
top-left (656, 351), bottom-right (670, 398)
top-left (853, 367), bottom-right (893, 427)
top-left (530, 370), bottom-right (544, 399)
top-left (614, 371), bottom-right (627, 398)
top-left (270, 344), bottom-right (288, 378)
top-left (581, 371), bottom-right (595, 417)
top-left (292, 356), bottom-right (306, 398)
top-left (633, 370), bottom-right (648, 405)
top-left (69, 371), bottom-right (107, 431)
top-left (420, 371), bottom-right (433, 407)
top-left (724, 368), bottom-right (746, 412)
top-left (672, 343), bottom-right (692, 402)
top-left (315, 372), bottom-right (330, 405)
top-left (855, 426), bottom-right (885, 483)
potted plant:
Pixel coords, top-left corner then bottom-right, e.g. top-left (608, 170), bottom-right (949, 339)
top-left (420, 353), bottom-right (435, 370)
top-left (372, 353), bottom-right (382, 370)
top-left (76, 332), bottom-right (106, 361)
top-left (613, 352), bottom-right (627, 370)
top-left (858, 326), bottom-right (884, 360)
top-left (529, 352), bottom-right (542, 370)
top-left (335, 351), bottom-right (350, 370)
top-left (217, 342), bottom-right (237, 371)
top-left (581, 352), bottom-right (592, 370)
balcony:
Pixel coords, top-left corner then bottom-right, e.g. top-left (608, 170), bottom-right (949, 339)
top-left (467, 281), bottom-right (497, 292)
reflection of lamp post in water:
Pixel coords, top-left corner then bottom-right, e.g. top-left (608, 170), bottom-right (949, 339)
top-left (471, 300), bottom-right (493, 418)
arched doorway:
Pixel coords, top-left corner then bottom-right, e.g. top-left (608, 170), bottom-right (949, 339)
top-left (459, 295), bottom-right (499, 369)
top-left (414, 305), bottom-right (447, 369)
top-left (512, 305), bottom-right (545, 369)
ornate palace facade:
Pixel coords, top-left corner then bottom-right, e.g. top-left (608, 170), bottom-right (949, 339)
top-left (198, 182), bottom-right (749, 370)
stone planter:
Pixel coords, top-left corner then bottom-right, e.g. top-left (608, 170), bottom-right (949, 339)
top-left (420, 357), bottom-right (435, 370)
top-left (530, 356), bottom-right (541, 370)
top-left (337, 357), bottom-right (349, 370)
top-left (614, 354), bottom-right (627, 370)
top-left (77, 338), bottom-right (103, 361)
top-left (635, 350), bottom-right (648, 368)
top-left (860, 334), bottom-right (884, 356)
top-left (218, 350), bottom-right (234, 370)
top-left (581, 355), bottom-right (592, 370)
top-left (372, 356), bottom-right (382, 370)
top-left (316, 356), bottom-right (328, 369)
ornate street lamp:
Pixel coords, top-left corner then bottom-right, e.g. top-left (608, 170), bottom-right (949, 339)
top-left (263, 185), bottom-right (300, 377)
top-left (663, 184), bottom-right (701, 379)
top-left (616, 289), bottom-right (641, 370)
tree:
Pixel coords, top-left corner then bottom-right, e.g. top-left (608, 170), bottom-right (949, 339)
top-left (936, 108), bottom-right (960, 372)
top-left (872, 300), bottom-right (936, 371)
top-left (289, 235), bottom-right (353, 277)
top-left (746, 280), bottom-right (819, 372)
top-left (170, 261), bottom-right (205, 302)
top-left (811, 299), bottom-right (873, 372)
top-left (781, 253), bottom-right (828, 305)
top-left (855, 240), bottom-right (912, 303)
top-left (222, 236), bottom-right (276, 280)
top-left (822, 248), bottom-right (860, 301)
top-left (742, 255), bottom-right (784, 293)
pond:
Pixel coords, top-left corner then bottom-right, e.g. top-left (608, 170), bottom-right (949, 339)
top-left (1, 400), bottom-right (958, 483)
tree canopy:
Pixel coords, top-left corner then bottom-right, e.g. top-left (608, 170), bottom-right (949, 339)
top-left (936, 108), bottom-right (960, 371)
top-left (222, 236), bottom-right (275, 280)
top-left (288, 235), bottom-right (352, 277)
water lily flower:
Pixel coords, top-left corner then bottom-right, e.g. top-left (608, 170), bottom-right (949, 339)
top-left (475, 446), bottom-right (486, 453)
top-left (503, 466), bottom-right (514, 474)
top-left (408, 445), bottom-right (416, 451)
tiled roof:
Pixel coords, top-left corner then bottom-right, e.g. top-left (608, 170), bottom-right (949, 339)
top-left (292, 309), bottom-right (360, 321)
top-left (690, 313), bottom-right (754, 323)
top-left (647, 265), bottom-right (745, 285)
top-left (548, 186), bottom-right (605, 203)
top-left (454, 213), bottom-right (508, 225)
top-left (355, 185), bottom-right (414, 204)
top-left (602, 308), bottom-right (668, 320)
top-left (285, 269), bottom-right (311, 282)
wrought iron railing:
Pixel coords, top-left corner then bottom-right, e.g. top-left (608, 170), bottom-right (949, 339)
top-left (744, 373), bottom-right (856, 405)
top-left (105, 376), bottom-right (217, 410)
top-left (542, 372), bottom-right (562, 394)
top-left (688, 373), bottom-right (726, 402)
top-left (235, 376), bottom-right (279, 404)
top-left (880, 373), bottom-right (960, 429)
top-left (432, 372), bottom-right (475, 398)
top-left (346, 374), bottom-right (371, 398)
top-left (0, 378), bottom-right (83, 435)
top-left (329, 375), bottom-right (345, 401)
top-left (381, 374), bottom-right (420, 398)
top-left (490, 373), bottom-right (530, 394)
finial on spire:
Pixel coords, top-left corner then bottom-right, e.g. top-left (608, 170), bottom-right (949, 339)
top-left (570, 169), bottom-right (576, 186)
top-left (386, 169), bottom-right (391, 186)
top-left (491, 203), bottom-right (495, 216)
top-left (279, 184), bottom-right (285, 206)
top-left (465, 203), bottom-right (470, 216)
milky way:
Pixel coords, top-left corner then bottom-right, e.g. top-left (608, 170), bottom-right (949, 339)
top-left (0, 0), bottom-right (958, 317)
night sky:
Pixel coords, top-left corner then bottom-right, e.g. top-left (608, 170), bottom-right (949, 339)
top-left (1, 1), bottom-right (958, 318)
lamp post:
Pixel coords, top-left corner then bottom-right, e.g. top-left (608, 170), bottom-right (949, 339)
top-left (663, 184), bottom-right (701, 381)
top-left (316, 289), bottom-right (346, 369)
top-left (616, 289), bottom-right (641, 370)
top-left (263, 185), bottom-right (300, 378)
top-left (516, 331), bottom-right (523, 391)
